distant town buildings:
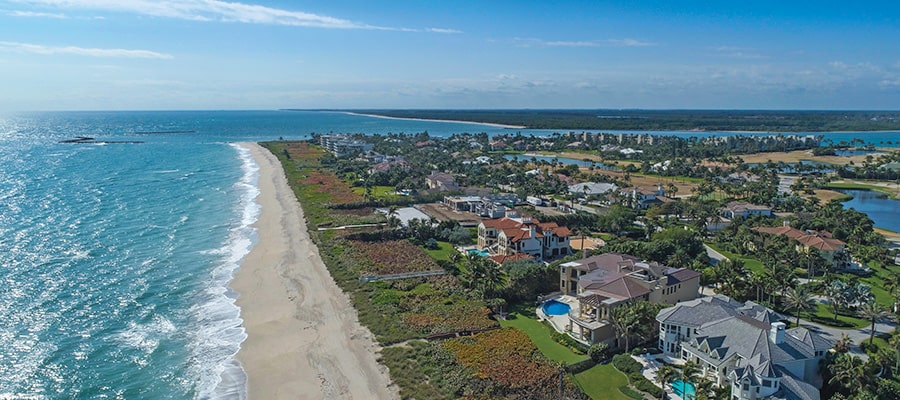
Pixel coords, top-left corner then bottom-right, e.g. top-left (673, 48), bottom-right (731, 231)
top-left (318, 134), bottom-right (373, 157)
top-left (619, 184), bottom-right (670, 209)
top-left (721, 201), bottom-right (773, 220)
top-left (568, 182), bottom-right (619, 198)
top-left (426, 171), bottom-right (458, 191)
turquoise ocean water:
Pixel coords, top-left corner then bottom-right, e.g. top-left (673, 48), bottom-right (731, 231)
top-left (0, 110), bottom-right (896, 399)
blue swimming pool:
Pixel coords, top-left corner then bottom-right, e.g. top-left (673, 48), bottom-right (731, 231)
top-left (671, 380), bottom-right (696, 399)
top-left (467, 249), bottom-right (489, 257)
top-left (542, 300), bottom-right (571, 316)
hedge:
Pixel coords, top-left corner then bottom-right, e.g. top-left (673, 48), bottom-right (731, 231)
top-left (612, 354), bottom-right (642, 374)
top-left (565, 358), bottom-right (597, 374)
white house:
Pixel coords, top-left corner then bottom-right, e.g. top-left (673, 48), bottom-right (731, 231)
top-left (721, 202), bottom-right (773, 220)
top-left (657, 295), bottom-right (831, 400)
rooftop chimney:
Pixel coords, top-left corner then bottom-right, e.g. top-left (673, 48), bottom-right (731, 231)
top-left (769, 322), bottom-right (786, 344)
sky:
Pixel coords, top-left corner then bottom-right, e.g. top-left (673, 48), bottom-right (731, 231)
top-left (0, 0), bottom-right (898, 111)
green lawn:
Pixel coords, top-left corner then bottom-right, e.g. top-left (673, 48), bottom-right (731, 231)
top-left (574, 363), bottom-right (634, 400)
top-left (423, 241), bottom-right (457, 262)
top-left (352, 185), bottom-right (403, 200)
top-left (809, 303), bottom-right (869, 329)
top-left (498, 309), bottom-right (587, 364)
top-left (825, 182), bottom-right (899, 199)
top-left (705, 243), bottom-right (765, 274)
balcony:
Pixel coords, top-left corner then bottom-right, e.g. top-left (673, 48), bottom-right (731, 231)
top-left (568, 310), bottom-right (606, 330)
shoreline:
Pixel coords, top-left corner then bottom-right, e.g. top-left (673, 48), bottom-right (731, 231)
top-left (340, 111), bottom-right (528, 129)
top-left (231, 142), bottom-right (397, 399)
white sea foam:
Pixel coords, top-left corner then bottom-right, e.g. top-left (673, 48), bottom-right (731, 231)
top-left (193, 144), bottom-right (258, 400)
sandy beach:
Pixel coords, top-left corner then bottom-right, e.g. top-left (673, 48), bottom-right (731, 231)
top-left (342, 111), bottom-right (528, 129)
top-left (232, 142), bottom-right (397, 399)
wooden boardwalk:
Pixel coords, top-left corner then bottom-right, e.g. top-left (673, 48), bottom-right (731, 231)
top-left (358, 270), bottom-right (447, 283)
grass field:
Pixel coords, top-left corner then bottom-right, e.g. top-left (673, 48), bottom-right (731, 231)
top-left (498, 304), bottom-right (637, 400)
top-left (826, 181), bottom-right (900, 199)
top-left (574, 363), bottom-right (634, 400)
top-left (810, 189), bottom-right (852, 203)
top-left (422, 240), bottom-right (457, 262)
top-left (705, 243), bottom-right (766, 274)
top-left (738, 150), bottom-right (872, 166)
top-left (498, 306), bottom-right (587, 364)
top-left (351, 185), bottom-right (403, 200)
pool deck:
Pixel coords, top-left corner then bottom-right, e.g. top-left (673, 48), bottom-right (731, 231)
top-left (536, 295), bottom-right (582, 341)
top-left (634, 353), bottom-right (687, 400)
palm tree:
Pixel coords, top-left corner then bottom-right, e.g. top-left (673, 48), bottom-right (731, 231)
top-left (858, 301), bottom-right (887, 345)
top-left (693, 378), bottom-right (715, 400)
top-left (782, 286), bottom-right (816, 326)
top-left (834, 333), bottom-right (854, 353)
top-left (828, 353), bottom-right (868, 393)
top-left (680, 361), bottom-right (701, 400)
top-left (461, 254), bottom-right (508, 299)
top-left (883, 273), bottom-right (900, 313)
top-left (826, 280), bottom-right (849, 322)
top-left (655, 365), bottom-right (678, 400)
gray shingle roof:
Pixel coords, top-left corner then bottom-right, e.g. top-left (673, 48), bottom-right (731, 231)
top-left (656, 294), bottom-right (744, 327)
top-left (776, 368), bottom-right (821, 400)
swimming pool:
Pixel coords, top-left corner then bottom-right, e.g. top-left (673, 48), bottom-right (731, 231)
top-left (542, 300), bottom-right (571, 316)
top-left (467, 249), bottom-right (489, 257)
top-left (671, 380), bottom-right (696, 399)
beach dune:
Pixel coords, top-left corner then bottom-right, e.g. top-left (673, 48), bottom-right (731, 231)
top-left (233, 142), bottom-right (397, 399)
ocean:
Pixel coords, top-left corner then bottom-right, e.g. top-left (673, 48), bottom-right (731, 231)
top-left (0, 110), bottom-right (896, 399)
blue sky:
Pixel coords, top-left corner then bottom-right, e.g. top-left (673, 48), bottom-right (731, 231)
top-left (0, 0), bottom-right (898, 111)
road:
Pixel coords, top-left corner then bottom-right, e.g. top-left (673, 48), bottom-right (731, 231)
top-left (704, 244), bottom-right (728, 265)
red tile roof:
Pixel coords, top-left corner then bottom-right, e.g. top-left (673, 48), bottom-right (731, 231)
top-left (753, 226), bottom-right (845, 252)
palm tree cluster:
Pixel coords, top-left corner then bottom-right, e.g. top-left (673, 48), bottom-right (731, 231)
top-left (822, 331), bottom-right (900, 400)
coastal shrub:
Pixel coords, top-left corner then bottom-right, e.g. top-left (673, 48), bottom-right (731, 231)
top-left (612, 354), bottom-right (642, 374)
top-left (588, 343), bottom-right (611, 362)
top-left (618, 386), bottom-right (644, 400)
top-left (565, 358), bottom-right (597, 374)
top-left (444, 328), bottom-right (557, 389)
top-left (548, 326), bottom-right (588, 354)
top-left (351, 240), bottom-right (441, 275)
top-left (372, 289), bottom-right (404, 306)
top-left (629, 373), bottom-right (665, 398)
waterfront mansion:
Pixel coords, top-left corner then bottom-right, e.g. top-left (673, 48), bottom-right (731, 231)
top-left (476, 216), bottom-right (571, 261)
top-left (559, 253), bottom-right (700, 346)
top-left (657, 295), bottom-right (832, 400)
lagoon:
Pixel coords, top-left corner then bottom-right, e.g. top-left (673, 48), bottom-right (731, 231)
top-left (503, 154), bottom-right (617, 169)
top-left (838, 189), bottom-right (900, 231)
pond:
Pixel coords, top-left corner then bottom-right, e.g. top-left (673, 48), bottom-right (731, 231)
top-left (504, 154), bottom-right (616, 170)
top-left (835, 149), bottom-right (883, 157)
top-left (837, 189), bottom-right (900, 231)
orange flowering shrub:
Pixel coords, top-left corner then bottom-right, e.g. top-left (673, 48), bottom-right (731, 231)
top-left (301, 169), bottom-right (363, 204)
top-left (352, 240), bottom-right (440, 275)
top-left (444, 328), bottom-right (557, 389)
top-left (403, 302), bottom-right (496, 333)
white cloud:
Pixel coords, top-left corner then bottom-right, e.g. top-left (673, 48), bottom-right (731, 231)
top-left (427, 27), bottom-right (462, 34)
top-left (605, 38), bottom-right (656, 47)
top-left (513, 37), bottom-right (656, 48)
top-left (708, 46), bottom-right (768, 60)
top-left (12, 0), bottom-right (459, 32)
top-left (0, 41), bottom-right (173, 59)
top-left (5, 9), bottom-right (68, 18)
